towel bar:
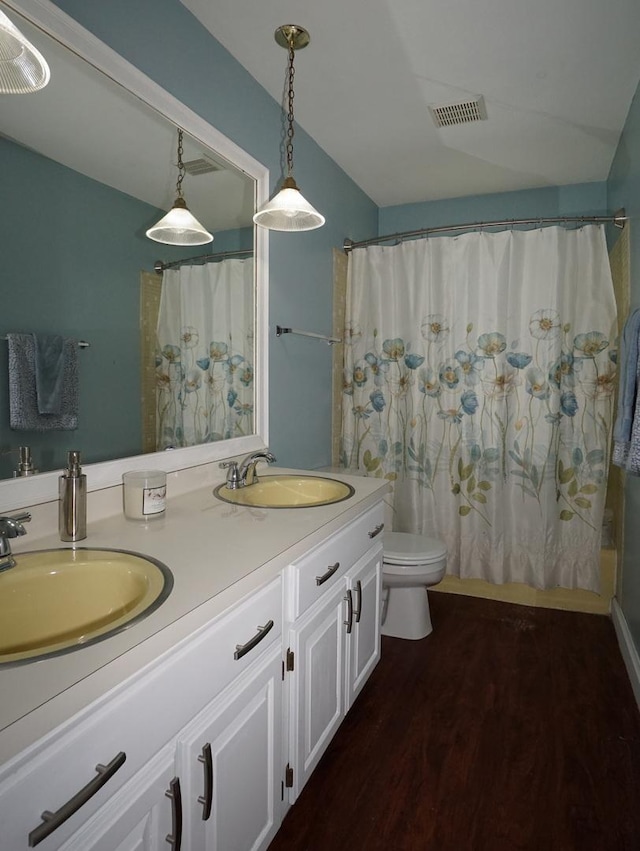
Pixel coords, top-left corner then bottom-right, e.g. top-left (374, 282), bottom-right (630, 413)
top-left (275, 326), bottom-right (341, 345)
top-left (3, 337), bottom-right (90, 348)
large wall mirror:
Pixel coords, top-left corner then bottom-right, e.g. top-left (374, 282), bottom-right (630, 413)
top-left (0, 0), bottom-right (269, 512)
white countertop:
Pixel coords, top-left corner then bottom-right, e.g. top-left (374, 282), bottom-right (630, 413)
top-left (0, 466), bottom-right (388, 764)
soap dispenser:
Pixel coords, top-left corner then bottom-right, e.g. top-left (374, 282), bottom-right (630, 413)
top-left (13, 445), bottom-right (37, 477)
top-left (59, 450), bottom-right (87, 542)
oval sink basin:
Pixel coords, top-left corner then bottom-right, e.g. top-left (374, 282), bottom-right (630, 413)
top-left (214, 475), bottom-right (355, 508)
top-left (0, 548), bottom-right (173, 666)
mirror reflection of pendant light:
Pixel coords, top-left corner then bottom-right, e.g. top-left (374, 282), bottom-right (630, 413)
top-left (146, 128), bottom-right (213, 246)
top-left (0, 9), bottom-right (50, 94)
top-left (253, 25), bottom-right (325, 232)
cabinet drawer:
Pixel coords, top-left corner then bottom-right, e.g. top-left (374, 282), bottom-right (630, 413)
top-left (285, 503), bottom-right (384, 620)
top-left (189, 574), bottom-right (282, 692)
top-left (0, 576), bottom-right (282, 850)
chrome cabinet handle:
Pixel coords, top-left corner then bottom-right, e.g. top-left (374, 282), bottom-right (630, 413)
top-left (234, 619), bottom-right (274, 660)
top-left (344, 589), bottom-right (354, 634)
top-left (28, 751), bottom-right (126, 847)
top-left (368, 523), bottom-right (384, 539)
top-left (316, 561), bottom-right (340, 586)
top-left (353, 580), bottom-right (363, 623)
top-left (197, 743), bottom-right (213, 821)
top-left (165, 777), bottom-right (182, 851)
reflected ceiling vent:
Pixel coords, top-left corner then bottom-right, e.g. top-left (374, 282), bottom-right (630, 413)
top-left (182, 154), bottom-right (223, 176)
top-left (429, 96), bottom-right (487, 128)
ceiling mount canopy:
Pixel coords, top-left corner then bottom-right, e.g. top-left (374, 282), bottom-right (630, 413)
top-left (253, 24), bottom-right (324, 233)
top-left (274, 24), bottom-right (310, 51)
top-left (0, 9), bottom-right (50, 94)
top-left (146, 128), bottom-right (213, 246)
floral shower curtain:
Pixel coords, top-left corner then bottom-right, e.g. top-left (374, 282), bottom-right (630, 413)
top-left (156, 258), bottom-right (254, 449)
top-left (340, 226), bottom-right (617, 591)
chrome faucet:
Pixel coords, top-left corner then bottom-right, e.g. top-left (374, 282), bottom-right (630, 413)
top-left (220, 450), bottom-right (277, 490)
top-left (0, 512), bottom-right (31, 572)
top-left (239, 450), bottom-right (277, 486)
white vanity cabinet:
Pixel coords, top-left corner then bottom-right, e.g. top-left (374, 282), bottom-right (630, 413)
top-left (176, 643), bottom-right (282, 851)
top-left (69, 643), bottom-right (283, 851)
top-left (58, 745), bottom-right (177, 851)
top-left (0, 481), bottom-right (388, 851)
top-left (345, 544), bottom-right (384, 710)
top-left (283, 503), bottom-right (384, 800)
top-left (0, 576), bottom-right (283, 851)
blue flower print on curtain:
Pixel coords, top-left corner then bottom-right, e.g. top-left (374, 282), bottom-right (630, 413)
top-left (340, 226), bottom-right (617, 592)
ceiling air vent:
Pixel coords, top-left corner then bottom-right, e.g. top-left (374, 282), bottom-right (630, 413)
top-left (182, 154), bottom-right (223, 176)
top-left (429, 96), bottom-right (487, 128)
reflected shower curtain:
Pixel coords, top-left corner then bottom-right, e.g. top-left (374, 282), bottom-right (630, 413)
top-left (340, 227), bottom-right (616, 591)
top-left (156, 259), bottom-right (254, 449)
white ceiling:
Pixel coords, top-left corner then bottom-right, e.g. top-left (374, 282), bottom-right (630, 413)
top-left (181, 0), bottom-right (640, 208)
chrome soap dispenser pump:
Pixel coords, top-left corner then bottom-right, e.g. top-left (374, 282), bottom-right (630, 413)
top-left (59, 450), bottom-right (87, 542)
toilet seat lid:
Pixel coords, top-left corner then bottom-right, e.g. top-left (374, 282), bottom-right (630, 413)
top-left (384, 532), bottom-right (447, 565)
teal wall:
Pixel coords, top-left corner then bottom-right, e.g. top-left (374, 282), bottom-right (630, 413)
top-left (0, 137), bottom-right (165, 478)
top-left (210, 228), bottom-right (253, 254)
top-left (52, 0), bottom-right (378, 471)
top-left (608, 81), bottom-right (640, 660)
top-left (379, 182), bottom-right (609, 237)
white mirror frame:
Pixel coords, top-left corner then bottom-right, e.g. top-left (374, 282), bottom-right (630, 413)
top-left (0, 0), bottom-right (269, 513)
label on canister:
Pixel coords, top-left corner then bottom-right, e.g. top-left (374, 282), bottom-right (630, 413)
top-left (142, 485), bottom-right (166, 516)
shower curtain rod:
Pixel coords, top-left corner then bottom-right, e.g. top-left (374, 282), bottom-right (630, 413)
top-left (343, 208), bottom-right (627, 252)
top-left (154, 248), bottom-right (253, 273)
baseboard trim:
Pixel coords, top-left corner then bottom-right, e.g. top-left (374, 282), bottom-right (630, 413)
top-left (612, 598), bottom-right (640, 708)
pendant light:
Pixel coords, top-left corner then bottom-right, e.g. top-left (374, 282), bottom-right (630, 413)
top-left (146, 128), bottom-right (213, 246)
top-left (0, 9), bottom-right (50, 94)
top-left (253, 25), bottom-right (325, 232)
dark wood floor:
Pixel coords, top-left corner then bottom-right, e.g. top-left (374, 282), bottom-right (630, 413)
top-left (269, 592), bottom-right (640, 851)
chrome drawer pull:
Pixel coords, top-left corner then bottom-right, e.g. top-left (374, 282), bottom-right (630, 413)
top-left (368, 523), bottom-right (384, 539)
top-left (28, 751), bottom-right (126, 847)
top-left (353, 580), bottom-right (363, 623)
top-left (197, 743), bottom-right (213, 821)
top-left (316, 561), bottom-right (340, 586)
top-left (234, 619), bottom-right (274, 660)
top-left (344, 589), bottom-right (354, 634)
top-left (165, 777), bottom-right (183, 850)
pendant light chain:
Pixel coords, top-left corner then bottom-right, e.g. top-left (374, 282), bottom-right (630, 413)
top-left (285, 37), bottom-right (296, 178)
top-left (252, 23), bottom-right (324, 231)
top-left (175, 129), bottom-right (186, 199)
top-left (145, 126), bottom-right (213, 245)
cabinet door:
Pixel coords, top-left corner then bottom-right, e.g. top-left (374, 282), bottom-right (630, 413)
top-left (288, 581), bottom-right (347, 799)
top-left (59, 746), bottom-right (177, 851)
top-left (345, 543), bottom-right (383, 711)
top-left (178, 643), bottom-right (282, 851)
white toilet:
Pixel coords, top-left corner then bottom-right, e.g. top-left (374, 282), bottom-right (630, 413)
top-left (381, 532), bottom-right (447, 640)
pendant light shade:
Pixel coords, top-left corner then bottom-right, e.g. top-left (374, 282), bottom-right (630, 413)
top-left (0, 10), bottom-right (50, 94)
top-left (146, 197), bottom-right (213, 246)
top-left (146, 129), bottom-right (213, 246)
top-left (253, 176), bottom-right (325, 232)
top-left (253, 25), bottom-right (324, 233)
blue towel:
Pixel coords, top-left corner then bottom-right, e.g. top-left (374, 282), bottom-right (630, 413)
top-left (7, 333), bottom-right (79, 431)
top-left (34, 333), bottom-right (65, 414)
top-left (613, 308), bottom-right (640, 444)
top-left (612, 309), bottom-right (640, 473)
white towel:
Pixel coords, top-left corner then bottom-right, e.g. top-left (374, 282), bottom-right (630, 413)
top-left (7, 333), bottom-right (79, 431)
